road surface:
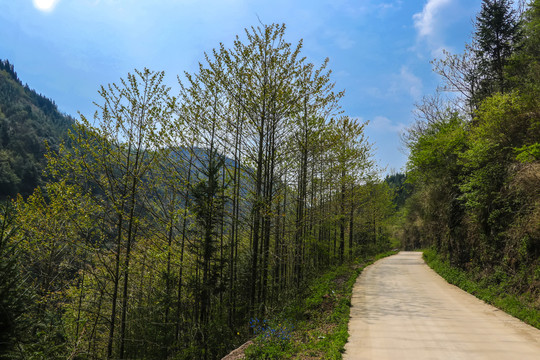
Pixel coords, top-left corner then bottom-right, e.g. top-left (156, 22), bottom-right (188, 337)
top-left (344, 251), bottom-right (540, 359)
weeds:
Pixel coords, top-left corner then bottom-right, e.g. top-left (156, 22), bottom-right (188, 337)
top-left (423, 248), bottom-right (540, 329)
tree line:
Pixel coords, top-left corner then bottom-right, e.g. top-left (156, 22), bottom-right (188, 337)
top-left (0, 24), bottom-right (394, 359)
top-left (402, 0), bottom-right (539, 305)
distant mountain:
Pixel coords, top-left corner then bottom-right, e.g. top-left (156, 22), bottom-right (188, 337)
top-left (0, 59), bottom-right (74, 200)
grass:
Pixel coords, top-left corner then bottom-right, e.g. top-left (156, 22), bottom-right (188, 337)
top-left (423, 248), bottom-right (540, 329)
top-left (244, 250), bottom-right (398, 359)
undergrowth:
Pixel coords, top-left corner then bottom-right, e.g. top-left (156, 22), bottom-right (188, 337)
top-left (423, 248), bottom-right (540, 329)
top-left (244, 250), bottom-right (397, 359)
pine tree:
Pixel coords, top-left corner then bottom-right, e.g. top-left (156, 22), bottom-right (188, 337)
top-left (473, 0), bottom-right (521, 96)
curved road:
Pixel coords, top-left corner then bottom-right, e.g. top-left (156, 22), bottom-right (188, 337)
top-left (344, 251), bottom-right (540, 359)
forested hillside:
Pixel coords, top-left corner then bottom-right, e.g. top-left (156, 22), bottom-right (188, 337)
top-left (0, 24), bottom-right (395, 359)
top-left (402, 0), bottom-right (539, 310)
top-left (0, 60), bottom-right (74, 199)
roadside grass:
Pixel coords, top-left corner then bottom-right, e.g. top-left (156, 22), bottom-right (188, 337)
top-left (244, 250), bottom-right (397, 359)
top-left (423, 248), bottom-right (540, 330)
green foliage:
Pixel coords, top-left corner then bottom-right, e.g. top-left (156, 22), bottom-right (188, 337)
top-left (515, 143), bottom-right (540, 162)
top-left (457, 92), bottom-right (538, 265)
top-left (384, 172), bottom-right (413, 210)
top-left (407, 114), bottom-right (467, 185)
top-left (506, 0), bottom-right (540, 94)
top-left (5, 181), bottom-right (98, 359)
top-left (403, 114), bottom-right (469, 259)
top-left (459, 93), bottom-right (524, 207)
top-left (0, 203), bottom-right (31, 357)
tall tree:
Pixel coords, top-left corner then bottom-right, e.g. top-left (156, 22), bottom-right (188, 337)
top-left (208, 23), bottom-right (306, 316)
top-left (48, 68), bottom-right (174, 359)
top-left (328, 116), bottom-right (372, 263)
top-left (290, 59), bottom-right (343, 285)
top-left (473, 0), bottom-right (521, 96)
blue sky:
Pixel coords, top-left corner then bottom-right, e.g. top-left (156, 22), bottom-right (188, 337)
top-left (1, 0), bottom-right (483, 173)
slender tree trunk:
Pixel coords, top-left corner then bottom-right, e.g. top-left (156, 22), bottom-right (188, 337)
top-left (176, 149), bottom-right (193, 341)
top-left (339, 170), bottom-right (346, 264)
top-left (249, 114), bottom-right (265, 318)
top-left (163, 196), bottom-right (175, 357)
top-left (89, 287), bottom-right (104, 359)
top-left (119, 145), bottom-right (142, 359)
top-left (107, 213), bottom-right (123, 359)
top-left (349, 187), bottom-right (355, 259)
top-left (280, 174), bottom-right (288, 293)
top-left (228, 117), bottom-right (242, 327)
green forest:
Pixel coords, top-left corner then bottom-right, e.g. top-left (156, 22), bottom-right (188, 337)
top-left (1, 0), bottom-right (540, 359)
top-left (0, 24), bottom-right (396, 359)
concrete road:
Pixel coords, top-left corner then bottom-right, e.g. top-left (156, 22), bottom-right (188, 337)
top-left (344, 251), bottom-right (540, 359)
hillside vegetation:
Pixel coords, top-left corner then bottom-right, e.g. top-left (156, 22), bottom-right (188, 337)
top-left (401, 0), bottom-right (540, 313)
top-left (0, 60), bottom-right (74, 200)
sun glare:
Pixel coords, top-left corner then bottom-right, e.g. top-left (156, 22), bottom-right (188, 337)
top-left (33, 0), bottom-right (60, 12)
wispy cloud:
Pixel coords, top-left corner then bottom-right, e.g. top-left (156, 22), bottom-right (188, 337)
top-left (369, 116), bottom-right (407, 134)
top-left (390, 66), bottom-right (423, 101)
top-left (328, 0), bottom-right (402, 19)
top-left (413, 0), bottom-right (452, 56)
top-left (376, 1), bottom-right (403, 15)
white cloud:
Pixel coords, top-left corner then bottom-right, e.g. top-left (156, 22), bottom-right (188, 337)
top-left (413, 0), bottom-right (453, 56)
top-left (33, 0), bottom-right (61, 13)
top-left (413, 0), bottom-right (451, 38)
top-left (369, 116), bottom-right (407, 134)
